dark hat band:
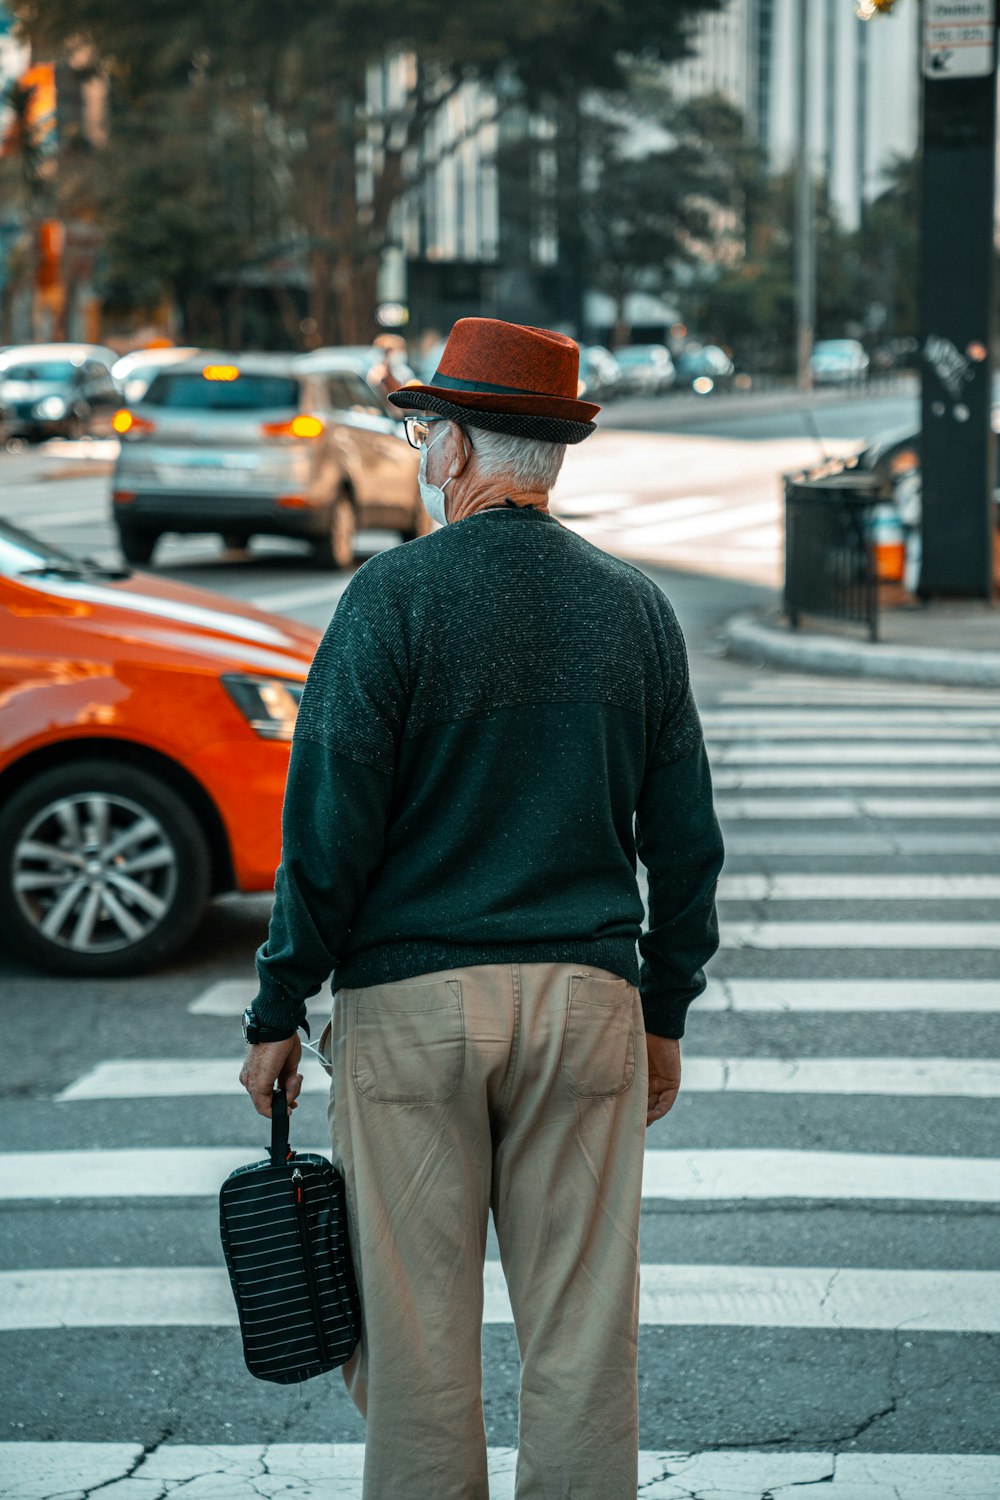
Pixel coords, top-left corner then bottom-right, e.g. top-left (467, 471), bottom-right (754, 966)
top-left (431, 371), bottom-right (545, 397)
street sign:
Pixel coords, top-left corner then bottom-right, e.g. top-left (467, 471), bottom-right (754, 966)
top-left (923, 0), bottom-right (995, 79)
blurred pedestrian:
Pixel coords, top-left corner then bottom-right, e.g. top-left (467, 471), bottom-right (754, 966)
top-left (367, 331), bottom-right (409, 400)
top-left (240, 317), bottom-right (724, 1500)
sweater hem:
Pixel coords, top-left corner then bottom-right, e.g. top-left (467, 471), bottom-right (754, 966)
top-left (333, 936), bottom-right (640, 993)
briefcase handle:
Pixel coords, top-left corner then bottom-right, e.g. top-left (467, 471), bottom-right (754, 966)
top-left (269, 1088), bottom-right (290, 1167)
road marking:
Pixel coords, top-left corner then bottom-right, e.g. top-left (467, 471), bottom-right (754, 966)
top-left (721, 920), bottom-right (1000, 947)
top-left (714, 796), bottom-right (1000, 818)
top-left (188, 978), bottom-right (258, 1015)
top-left (54, 1055), bottom-right (1000, 1101)
top-left (10, 505), bottom-right (105, 526)
top-left (597, 498), bottom-right (779, 547)
top-left (4, 1444), bottom-right (997, 1500)
top-left (714, 767), bottom-right (1000, 787)
top-left (710, 742), bottom-right (1000, 762)
top-left (554, 493), bottom-right (727, 522)
top-left (723, 831), bottom-right (1000, 852)
top-left (707, 726), bottom-right (1000, 741)
top-left (719, 874), bottom-right (1000, 899)
top-left (550, 488), bottom-right (636, 513)
top-left (2, 1263), bottom-right (998, 1333)
top-left (702, 710), bottom-right (1000, 727)
top-left (697, 978), bottom-right (1000, 1012)
top-left (717, 688), bottom-right (1000, 706)
top-left (249, 580), bottom-right (352, 613)
top-left (2, 1146), bottom-right (997, 1203)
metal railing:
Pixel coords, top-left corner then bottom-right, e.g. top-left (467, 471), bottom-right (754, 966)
top-left (783, 468), bottom-right (882, 642)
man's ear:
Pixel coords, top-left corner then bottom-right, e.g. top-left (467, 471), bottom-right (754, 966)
top-left (448, 421), bottom-right (473, 478)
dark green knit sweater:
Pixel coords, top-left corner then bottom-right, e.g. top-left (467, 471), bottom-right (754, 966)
top-left (253, 502), bottom-right (724, 1039)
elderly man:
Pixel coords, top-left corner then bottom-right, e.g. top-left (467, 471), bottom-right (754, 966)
top-left (240, 318), bottom-right (724, 1500)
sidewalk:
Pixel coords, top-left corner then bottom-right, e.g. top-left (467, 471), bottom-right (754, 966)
top-left (721, 596), bottom-right (1000, 687)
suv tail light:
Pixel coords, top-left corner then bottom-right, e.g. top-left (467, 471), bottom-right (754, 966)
top-left (113, 409), bottom-right (156, 436)
top-left (260, 415), bottom-right (325, 440)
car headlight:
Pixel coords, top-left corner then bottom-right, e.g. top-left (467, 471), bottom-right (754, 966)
top-left (34, 396), bottom-right (68, 419)
top-left (221, 674), bottom-right (304, 741)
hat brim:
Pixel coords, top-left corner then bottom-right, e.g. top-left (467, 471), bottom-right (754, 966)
top-left (388, 383), bottom-right (599, 444)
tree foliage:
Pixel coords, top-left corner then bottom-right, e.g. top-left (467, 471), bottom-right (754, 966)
top-left (11, 0), bottom-right (723, 342)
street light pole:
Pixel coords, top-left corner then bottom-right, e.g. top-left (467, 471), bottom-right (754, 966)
top-left (916, 0), bottom-right (997, 599)
top-left (795, 1), bottom-right (816, 391)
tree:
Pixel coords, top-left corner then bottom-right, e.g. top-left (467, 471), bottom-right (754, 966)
top-left (691, 167), bottom-right (860, 374)
top-left (12, 0), bottom-right (724, 343)
top-left (858, 150), bottom-right (919, 344)
top-left (0, 76), bottom-right (51, 338)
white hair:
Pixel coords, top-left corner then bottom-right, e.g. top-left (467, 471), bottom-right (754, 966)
top-left (465, 425), bottom-right (567, 491)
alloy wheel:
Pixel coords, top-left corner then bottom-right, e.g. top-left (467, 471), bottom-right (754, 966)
top-left (12, 792), bottom-right (178, 954)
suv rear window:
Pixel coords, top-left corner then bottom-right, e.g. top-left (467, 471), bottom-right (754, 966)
top-left (1, 362), bottom-right (79, 382)
top-left (144, 372), bottom-right (300, 410)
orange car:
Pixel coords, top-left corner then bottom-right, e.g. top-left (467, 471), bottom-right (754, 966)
top-left (0, 520), bottom-right (320, 974)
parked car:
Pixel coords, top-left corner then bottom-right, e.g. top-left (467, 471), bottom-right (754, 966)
top-left (0, 343), bottom-right (121, 441)
top-left (613, 344), bottom-right (676, 396)
top-left (0, 518), bottom-right (320, 975)
top-left (853, 411), bottom-right (1000, 590)
top-left (110, 352), bottom-right (426, 569)
top-left (302, 344), bottom-right (418, 407)
top-left (809, 338), bottom-right (870, 387)
top-left (111, 346), bottom-right (200, 404)
top-left (578, 345), bottom-right (624, 403)
top-left (673, 343), bottom-right (736, 395)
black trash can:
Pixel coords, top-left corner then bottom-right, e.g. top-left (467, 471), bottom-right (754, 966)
top-left (783, 468), bottom-right (882, 642)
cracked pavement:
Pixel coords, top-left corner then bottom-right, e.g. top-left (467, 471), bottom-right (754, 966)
top-left (0, 457), bottom-right (998, 1498)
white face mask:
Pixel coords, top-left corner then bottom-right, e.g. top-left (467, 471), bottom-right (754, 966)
top-left (418, 424), bottom-right (453, 526)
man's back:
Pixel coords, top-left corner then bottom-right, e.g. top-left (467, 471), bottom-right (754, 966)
top-left (286, 504), bottom-right (721, 1033)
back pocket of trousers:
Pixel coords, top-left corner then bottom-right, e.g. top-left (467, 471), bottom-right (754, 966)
top-left (352, 979), bottom-right (465, 1103)
top-left (560, 974), bottom-right (637, 1098)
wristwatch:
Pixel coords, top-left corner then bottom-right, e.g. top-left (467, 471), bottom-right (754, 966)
top-left (241, 1005), bottom-right (303, 1046)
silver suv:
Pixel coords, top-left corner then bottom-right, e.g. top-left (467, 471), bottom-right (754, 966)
top-left (110, 352), bottom-right (425, 568)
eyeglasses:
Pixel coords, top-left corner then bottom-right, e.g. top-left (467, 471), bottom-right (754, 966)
top-left (402, 414), bottom-right (473, 452)
top-left (403, 415), bottom-right (446, 450)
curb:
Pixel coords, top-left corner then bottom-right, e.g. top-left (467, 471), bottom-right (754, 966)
top-left (721, 609), bottom-right (1000, 688)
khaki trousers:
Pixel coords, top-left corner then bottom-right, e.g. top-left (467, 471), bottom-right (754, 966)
top-left (322, 961), bottom-right (648, 1500)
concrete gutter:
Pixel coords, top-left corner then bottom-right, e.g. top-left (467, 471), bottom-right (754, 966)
top-left (722, 609), bottom-right (1000, 689)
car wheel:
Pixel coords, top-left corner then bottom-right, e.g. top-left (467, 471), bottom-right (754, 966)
top-left (118, 527), bottom-right (158, 566)
top-left (222, 533), bottom-right (251, 551)
top-left (0, 761), bottom-right (212, 976)
top-left (312, 490), bottom-right (356, 570)
top-left (400, 501), bottom-right (433, 542)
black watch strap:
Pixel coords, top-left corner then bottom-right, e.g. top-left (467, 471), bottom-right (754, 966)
top-left (242, 1006), bottom-right (309, 1045)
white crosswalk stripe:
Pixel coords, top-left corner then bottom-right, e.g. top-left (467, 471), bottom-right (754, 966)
top-left (696, 978), bottom-right (1000, 1012)
top-left (54, 1054), bottom-right (1000, 1100)
top-left (4, 1443), bottom-right (997, 1499)
top-left (4, 1263), bottom-right (999, 1333)
top-left (5, 673), bottom-right (999, 1494)
top-left (719, 874), bottom-right (1000, 899)
top-left (714, 795), bottom-right (1000, 818)
top-left (3, 1146), bottom-right (998, 1203)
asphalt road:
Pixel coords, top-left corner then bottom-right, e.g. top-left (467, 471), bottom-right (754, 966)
top-left (1, 390), bottom-right (997, 1498)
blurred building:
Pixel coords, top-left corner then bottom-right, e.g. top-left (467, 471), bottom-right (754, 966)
top-left (664, 0), bottom-right (920, 231)
top-left (370, 56), bottom-right (570, 340)
top-left (0, 13), bottom-right (109, 343)
top-left (373, 55), bottom-right (684, 344)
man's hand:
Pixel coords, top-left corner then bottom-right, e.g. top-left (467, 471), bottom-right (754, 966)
top-left (646, 1033), bottom-right (681, 1127)
top-left (239, 1034), bottom-right (303, 1118)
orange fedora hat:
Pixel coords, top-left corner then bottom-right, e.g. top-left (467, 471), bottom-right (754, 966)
top-left (388, 317), bottom-right (599, 443)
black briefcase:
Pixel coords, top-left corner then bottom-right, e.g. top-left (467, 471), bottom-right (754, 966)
top-left (219, 1088), bottom-right (361, 1383)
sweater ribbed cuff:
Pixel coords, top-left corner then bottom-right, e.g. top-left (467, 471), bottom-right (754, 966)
top-left (639, 996), bottom-right (690, 1040)
top-left (251, 965), bottom-right (308, 1034)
